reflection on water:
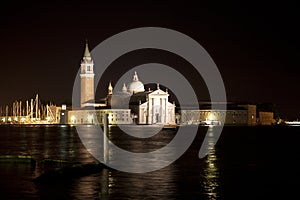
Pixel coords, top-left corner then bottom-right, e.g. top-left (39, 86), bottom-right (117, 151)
top-left (0, 125), bottom-right (221, 199)
top-left (2, 125), bottom-right (300, 199)
top-left (0, 125), bottom-right (89, 162)
top-left (202, 127), bottom-right (219, 199)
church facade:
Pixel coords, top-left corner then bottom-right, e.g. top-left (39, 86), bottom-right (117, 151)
top-left (129, 84), bottom-right (176, 125)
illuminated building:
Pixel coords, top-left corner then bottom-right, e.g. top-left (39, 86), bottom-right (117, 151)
top-left (180, 103), bottom-right (257, 126)
top-left (68, 42), bottom-right (175, 125)
top-left (67, 41), bottom-right (273, 126)
top-left (258, 112), bottom-right (275, 125)
top-left (104, 73), bottom-right (176, 125)
top-left (80, 41), bottom-right (95, 108)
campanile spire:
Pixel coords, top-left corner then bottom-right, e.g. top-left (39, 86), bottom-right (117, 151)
top-left (84, 39), bottom-right (90, 57)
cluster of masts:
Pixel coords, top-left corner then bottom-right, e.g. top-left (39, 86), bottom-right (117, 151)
top-left (0, 94), bottom-right (57, 124)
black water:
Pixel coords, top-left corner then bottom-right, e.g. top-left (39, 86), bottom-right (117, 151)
top-left (0, 125), bottom-right (300, 199)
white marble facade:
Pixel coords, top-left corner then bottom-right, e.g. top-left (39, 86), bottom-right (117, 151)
top-left (138, 87), bottom-right (176, 125)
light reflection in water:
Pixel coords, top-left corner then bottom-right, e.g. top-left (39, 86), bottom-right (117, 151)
top-left (0, 125), bottom-right (223, 199)
top-left (202, 126), bottom-right (219, 199)
top-left (2, 124), bottom-right (299, 198)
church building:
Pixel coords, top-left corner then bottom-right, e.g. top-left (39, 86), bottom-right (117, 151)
top-left (105, 72), bottom-right (176, 125)
top-left (126, 73), bottom-right (176, 125)
top-left (68, 41), bottom-right (176, 126)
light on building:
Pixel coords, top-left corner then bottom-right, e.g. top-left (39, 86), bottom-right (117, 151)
top-left (21, 117), bottom-right (26, 122)
top-left (8, 117), bottom-right (11, 122)
top-left (88, 115), bottom-right (93, 123)
top-left (14, 117), bottom-right (18, 121)
top-left (71, 115), bottom-right (76, 122)
top-left (108, 114), bottom-right (113, 123)
top-left (2, 117), bottom-right (5, 122)
top-left (62, 104), bottom-right (66, 110)
top-left (208, 113), bottom-right (215, 121)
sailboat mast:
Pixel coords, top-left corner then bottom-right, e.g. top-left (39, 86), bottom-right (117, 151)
top-left (46, 105), bottom-right (49, 121)
top-left (31, 99), bottom-right (33, 120)
top-left (19, 101), bottom-right (22, 118)
top-left (26, 101), bottom-right (28, 117)
top-left (35, 94), bottom-right (38, 119)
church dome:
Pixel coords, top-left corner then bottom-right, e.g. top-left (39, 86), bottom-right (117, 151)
top-left (128, 71), bottom-right (145, 94)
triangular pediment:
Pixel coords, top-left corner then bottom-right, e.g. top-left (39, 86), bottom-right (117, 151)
top-left (148, 89), bottom-right (168, 96)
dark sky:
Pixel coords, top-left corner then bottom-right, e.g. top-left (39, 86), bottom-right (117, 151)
top-left (0, 1), bottom-right (299, 119)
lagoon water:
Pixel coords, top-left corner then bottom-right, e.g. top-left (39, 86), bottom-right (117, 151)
top-left (1, 125), bottom-right (300, 199)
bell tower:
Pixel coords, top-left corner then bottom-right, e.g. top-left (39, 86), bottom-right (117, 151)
top-left (80, 40), bottom-right (95, 107)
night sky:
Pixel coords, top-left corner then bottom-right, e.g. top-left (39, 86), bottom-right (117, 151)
top-left (0, 1), bottom-right (299, 119)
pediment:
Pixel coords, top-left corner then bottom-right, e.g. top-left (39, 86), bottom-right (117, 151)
top-left (148, 89), bottom-right (168, 96)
